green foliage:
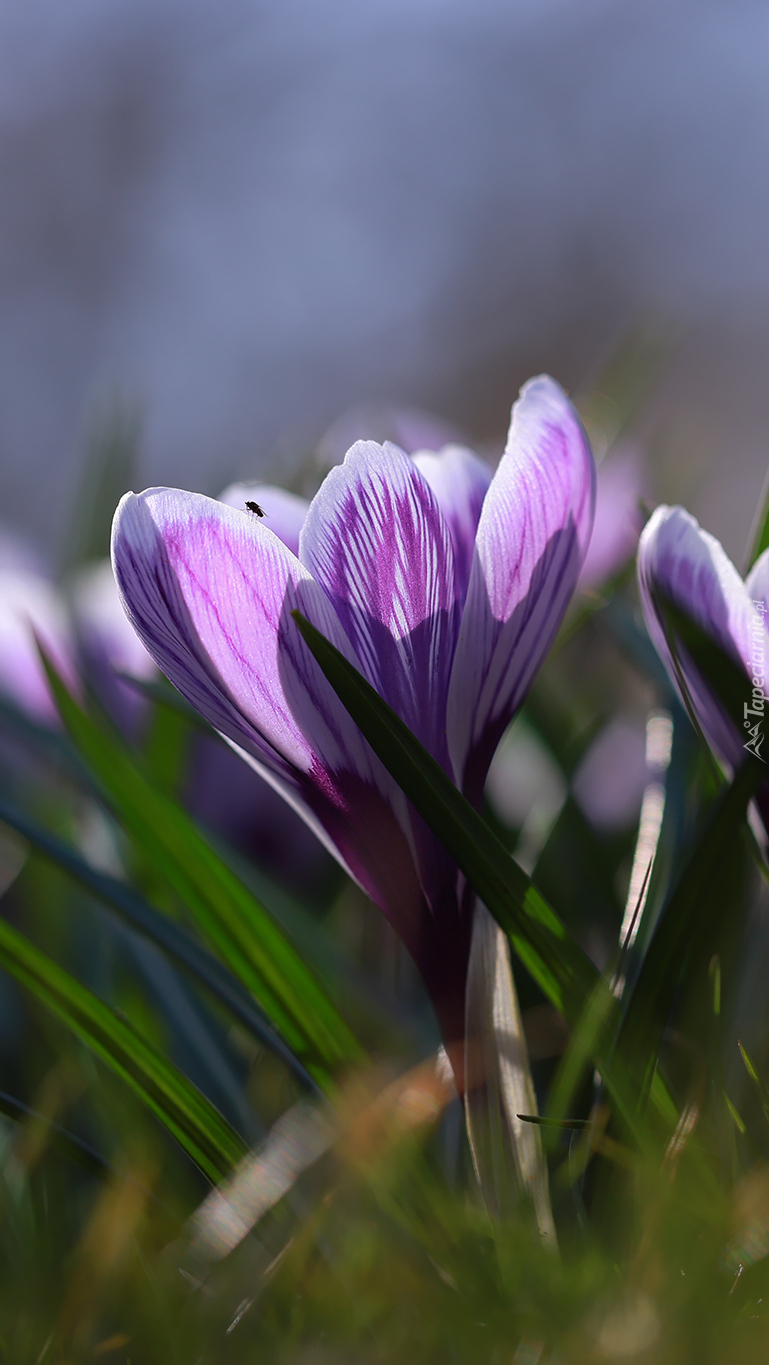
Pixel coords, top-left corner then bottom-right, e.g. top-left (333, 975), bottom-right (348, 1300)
top-left (2, 368), bottom-right (769, 1357)
top-left (43, 654), bottom-right (363, 1082)
top-left (0, 913), bottom-right (245, 1183)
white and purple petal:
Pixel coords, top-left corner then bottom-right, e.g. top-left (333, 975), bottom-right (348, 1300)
top-left (447, 376), bottom-right (595, 802)
top-left (111, 488), bottom-right (380, 794)
top-left (111, 486), bottom-right (469, 1030)
top-left (412, 444), bottom-right (492, 603)
top-left (300, 440), bottom-right (460, 770)
top-left (638, 505), bottom-right (763, 769)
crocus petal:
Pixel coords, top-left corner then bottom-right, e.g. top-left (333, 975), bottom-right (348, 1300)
top-left (218, 482), bottom-right (309, 558)
top-left (412, 445), bottom-right (492, 603)
top-left (638, 505), bottom-right (761, 768)
top-left (111, 488), bottom-right (380, 795)
top-left (111, 486), bottom-right (464, 1003)
top-left (300, 440), bottom-right (460, 769)
top-left (447, 376), bottom-right (595, 803)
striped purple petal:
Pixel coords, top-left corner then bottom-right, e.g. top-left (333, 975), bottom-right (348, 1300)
top-left (111, 488), bottom-right (382, 802)
top-left (218, 482), bottom-right (309, 558)
top-left (638, 505), bottom-right (762, 769)
top-left (412, 444), bottom-right (492, 604)
top-left (111, 484), bottom-right (470, 1040)
top-left (447, 376), bottom-right (595, 804)
top-left (300, 440), bottom-right (460, 771)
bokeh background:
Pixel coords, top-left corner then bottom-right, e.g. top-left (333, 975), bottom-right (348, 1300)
top-left (2, 0), bottom-right (769, 562)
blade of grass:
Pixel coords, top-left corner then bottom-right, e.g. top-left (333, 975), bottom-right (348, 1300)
top-left (616, 759), bottom-right (758, 1105)
top-left (0, 798), bottom-right (318, 1093)
top-left (738, 1041), bottom-right (769, 1127)
top-left (0, 916), bottom-right (246, 1182)
top-left (41, 652), bottom-right (362, 1080)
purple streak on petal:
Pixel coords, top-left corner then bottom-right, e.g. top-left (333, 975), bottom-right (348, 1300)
top-left (111, 488), bottom-right (380, 797)
top-left (579, 446), bottom-right (646, 590)
top-left (637, 505), bottom-right (761, 769)
top-left (299, 440), bottom-right (460, 769)
top-left (0, 569), bottom-right (77, 723)
top-left (218, 482), bottom-right (309, 558)
top-left (412, 444), bottom-right (492, 604)
top-left (448, 376), bottom-right (595, 804)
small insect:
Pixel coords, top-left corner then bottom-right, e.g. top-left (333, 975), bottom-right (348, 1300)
top-left (245, 500), bottom-right (266, 517)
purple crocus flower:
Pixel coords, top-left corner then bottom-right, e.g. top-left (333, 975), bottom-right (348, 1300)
top-left (111, 376), bottom-right (595, 1056)
top-left (638, 505), bottom-right (769, 775)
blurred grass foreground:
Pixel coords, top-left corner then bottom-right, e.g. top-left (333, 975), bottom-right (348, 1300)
top-left (3, 343), bottom-right (769, 1365)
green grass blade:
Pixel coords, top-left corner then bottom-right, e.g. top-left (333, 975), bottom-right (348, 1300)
top-left (41, 654), bottom-right (363, 1078)
top-left (291, 611), bottom-right (598, 1024)
top-left (0, 798), bottom-right (318, 1093)
top-left (616, 761), bottom-right (758, 1103)
top-left (0, 916), bottom-right (245, 1182)
top-left (738, 1041), bottom-right (769, 1127)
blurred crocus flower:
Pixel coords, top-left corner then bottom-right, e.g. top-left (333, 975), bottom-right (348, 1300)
top-left (638, 505), bottom-right (769, 775)
top-left (0, 533), bottom-right (77, 724)
top-left (572, 716), bottom-right (649, 832)
top-left (112, 376), bottom-right (595, 1049)
top-left (579, 446), bottom-right (647, 591)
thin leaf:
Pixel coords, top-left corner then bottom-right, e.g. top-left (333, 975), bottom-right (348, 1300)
top-left (738, 1040), bottom-right (769, 1127)
top-left (616, 761), bottom-right (758, 1104)
top-left (41, 653), bottom-right (362, 1080)
top-left (0, 798), bottom-right (319, 1094)
top-left (463, 904), bottom-right (555, 1245)
top-left (291, 611), bottom-right (598, 1025)
top-left (0, 916), bottom-right (245, 1182)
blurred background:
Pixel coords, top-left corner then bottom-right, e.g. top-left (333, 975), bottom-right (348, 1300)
top-left (2, 0), bottom-right (769, 562)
